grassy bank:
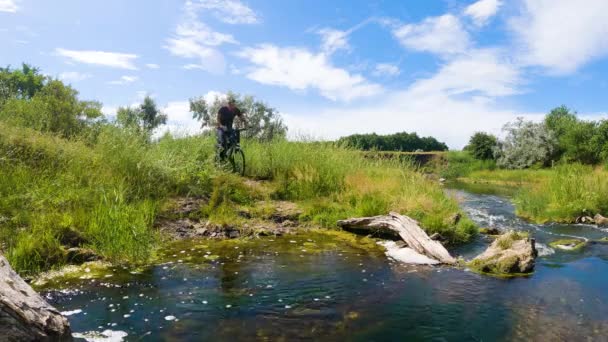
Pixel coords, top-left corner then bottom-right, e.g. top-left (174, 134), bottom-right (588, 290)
top-left (514, 164), bottom-right (608, 223)
top-left (0, 123), bottom-right (476, 275)
top-left (442, 152), bottom-right (608, 223)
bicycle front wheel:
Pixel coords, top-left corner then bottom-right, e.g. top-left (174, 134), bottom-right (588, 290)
top-left (229, 148), bottom-right (246, 176)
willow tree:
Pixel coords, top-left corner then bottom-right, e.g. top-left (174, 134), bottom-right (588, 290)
top-left (189, 91), bottom-right (287, 141)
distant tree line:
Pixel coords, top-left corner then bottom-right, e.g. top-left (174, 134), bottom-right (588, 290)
top-left (465, 106), bottom-right (608, 169)
top-left (337, 132), bottom-right (449, 152)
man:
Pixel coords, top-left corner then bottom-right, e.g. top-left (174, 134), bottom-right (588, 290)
top-left (216, 98), bottom-right (246, 159)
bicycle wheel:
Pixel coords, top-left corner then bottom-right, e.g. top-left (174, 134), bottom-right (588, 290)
top-left (229, 148), bottom-right (246, 176)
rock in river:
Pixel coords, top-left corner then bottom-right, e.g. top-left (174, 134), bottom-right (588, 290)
top-left (468, 231), bottom-right (537, 275)
top-left (0, 254), bottom-right (72, 341)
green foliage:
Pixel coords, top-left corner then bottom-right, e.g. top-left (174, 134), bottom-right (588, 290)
top-left (0, 76), bottom-right (102, 138)
top-left (514, 164), bottom-right (608, 222)
top-left (0, 64), bottom-right (45, 105)
top-left (190, 90), bottom-right (287, 141)
top-left (465, 132), bottom-right (498, 160)
top-left (337, 131), bottom-right (448, 152)
top-left (439, 151), bottom-right (496, 179)
top-left (116, 95), bottom-right (167, 135)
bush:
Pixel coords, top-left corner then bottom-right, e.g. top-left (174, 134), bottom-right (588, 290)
top-left (496, 118), bottom-right (558, 169)
top-left (465, 132), bottom-right (498, 160)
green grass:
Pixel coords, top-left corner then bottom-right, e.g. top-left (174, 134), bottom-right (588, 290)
top-left (514, 164), bottom-right (608, 222)
top-left (0, 122), bottom-right (478, 275)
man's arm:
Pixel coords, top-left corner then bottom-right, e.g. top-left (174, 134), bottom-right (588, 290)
top-left (237, 108), bottom-right (248, 127)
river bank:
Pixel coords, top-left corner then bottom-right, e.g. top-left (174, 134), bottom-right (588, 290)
top-left (35, 184), bottom-right (608, 341)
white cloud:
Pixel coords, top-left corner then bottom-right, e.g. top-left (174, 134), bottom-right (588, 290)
top-left (318, 28), bottom-right (349, 54)
top-left (108, 75), bottom-right (139, 85)
top-left (59, 71), bottom-right (91, 83)
top-left (145, 63), bottom-right (160, 69)
top-left (187, 0), bottom-right (259, 24)
top-left (373, 63), bottom-right (400, 77)
top-left (283, 92), bottom-right (542, 149)
top-left (237, 44), bottom-right (382, 102)
top-left (0, 0), bottom-right (18, 13)
top-left (154, 91), bottom-right (225, 138)
top-left (55, 48), bottom-right (138, 69)
top-left (510, 0), bottom-right (608, 74)
top-left (164, 3), bottom-right (240, 74)
top-left (464, 0), bottom-right (502, 26)
top-left (393, 14), bottom-right (471, 56)
top-left (409, 49), bottom-right (521, 97)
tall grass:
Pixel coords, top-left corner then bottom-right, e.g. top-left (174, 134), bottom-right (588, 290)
top-left (514, 164), bottom-right (608, 222)
top-left (242, 140), bottom-right (477, 244)
top-left (0, 123), bottom-right (211, 274)
top-left (1, 123), bottom-right (478, 274)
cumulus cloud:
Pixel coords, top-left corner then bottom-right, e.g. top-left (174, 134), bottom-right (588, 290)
top-left (464, 0), bottom-right (502, 26)
top-left (186, 0), bottom-right (259, 24)
top-left (372, 63), bottom-right (400, 77)
top-left (55, 48), bottom-right (138, 69)
top-left (154, 91), bottom-right (226, 138)
top-left (237, 44), bottom-right (382, 102)
top-left (59, 71), bottom-right (91, 83)
top-left (392, 14), bottom-right (471, 56)
top-left (510, 0), bottom-right (608, 74)
top-left (0, 0), bottom-right (18, 13)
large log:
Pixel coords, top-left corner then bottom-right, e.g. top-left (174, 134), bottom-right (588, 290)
top-left (0, 255), bottom-right (72, 341)
top-left (338, 212), bottom-right (456, 264)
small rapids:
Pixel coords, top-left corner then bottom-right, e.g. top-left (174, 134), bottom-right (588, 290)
top-left (39, 186), bottom-right (608, 341)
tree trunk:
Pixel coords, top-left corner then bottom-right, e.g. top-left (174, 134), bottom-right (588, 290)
top-left (338, 212), bottom-right (456, 264)
top-left (0, 255), bottom-right (72, 341)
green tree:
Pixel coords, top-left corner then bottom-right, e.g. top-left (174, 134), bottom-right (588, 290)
top-left (0, 64), bottom-right (46, 108)
top-left (337, 132), bottom-right (448, 151)
top-left (0, 77), bottom-right (102, 137)
top-left (465, 132), bottom-right (498, 160)
top-left (189, 91), bottom-right (287, 141)
top-left (116, 96), bottom-right (167, 135)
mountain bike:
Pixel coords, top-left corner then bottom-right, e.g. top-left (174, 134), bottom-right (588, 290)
top-left (217, 128), bottom-right (247, 176)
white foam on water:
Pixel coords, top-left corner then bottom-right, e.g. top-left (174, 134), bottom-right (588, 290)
top-left (379, 241), bottom-right (440, 265)
top-left (61, 309), bottom-right (82, 316)
top-left (536, 243), bottom-right (555, 256)
top-left (72, 330), bottom-right (128, 342)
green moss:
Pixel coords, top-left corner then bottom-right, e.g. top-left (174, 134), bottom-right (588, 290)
top-left (549, 239), bottom-right (587, 251)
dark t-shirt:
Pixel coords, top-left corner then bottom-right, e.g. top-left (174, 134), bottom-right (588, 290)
top-left (217, 106), bottom-right (241, 129)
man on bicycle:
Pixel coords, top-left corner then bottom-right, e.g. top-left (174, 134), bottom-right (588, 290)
top-left (217, 97), bottom-right (246, 159)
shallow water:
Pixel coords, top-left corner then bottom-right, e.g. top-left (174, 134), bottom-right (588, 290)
top-left (41, 187), bottom-right (608, 341)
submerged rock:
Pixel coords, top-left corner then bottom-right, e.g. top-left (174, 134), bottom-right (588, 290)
top-left (0, 254), bottom-right (72, 341)
top-left (478, 227), bottom-right (501, 235)
top-left (469, 231), bottom-right (537, 275)
top-left (549, 238), bottom-right (586, 251)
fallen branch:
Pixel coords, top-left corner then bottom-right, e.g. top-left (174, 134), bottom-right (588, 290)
top-left (338, 212), bottom-right (456, 264)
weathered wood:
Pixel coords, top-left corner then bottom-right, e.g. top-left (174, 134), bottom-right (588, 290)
top-left (338, 212), bottom-right (456, 264)
top-left (0, 254), bottom-right (72, 341)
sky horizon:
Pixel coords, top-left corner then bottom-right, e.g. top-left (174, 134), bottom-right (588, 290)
top-left (2, 0), bottom-right (608, 149)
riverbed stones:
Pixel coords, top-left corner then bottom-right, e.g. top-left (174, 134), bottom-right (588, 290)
top-left (469, 231), bottom-right (537, 275)
top-left (0, 254), bottom-right (72, 341)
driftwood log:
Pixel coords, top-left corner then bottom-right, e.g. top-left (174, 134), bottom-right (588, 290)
top-left (338, 212), bottom-right (456, 264)
top-left (0, 255), bottom-right (72, 341)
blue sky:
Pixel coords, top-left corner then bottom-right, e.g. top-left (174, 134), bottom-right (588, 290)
top-left (1, 0), bottom-right (608, 148)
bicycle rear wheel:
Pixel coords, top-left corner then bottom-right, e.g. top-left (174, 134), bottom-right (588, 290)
top-left (229, 148), bottom-right (246, 176)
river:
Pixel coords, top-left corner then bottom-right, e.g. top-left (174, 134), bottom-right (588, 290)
top-left (40, 184), bottom-right (608, 341)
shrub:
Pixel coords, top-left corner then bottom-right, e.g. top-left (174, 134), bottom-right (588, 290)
top-left (496, 118), bottom-right (558, 169)
top-left (465, 132), bottom-right (498, 160)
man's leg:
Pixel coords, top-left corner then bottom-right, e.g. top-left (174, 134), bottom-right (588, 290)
top-left (217, 128), bottom-right (226, 160)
